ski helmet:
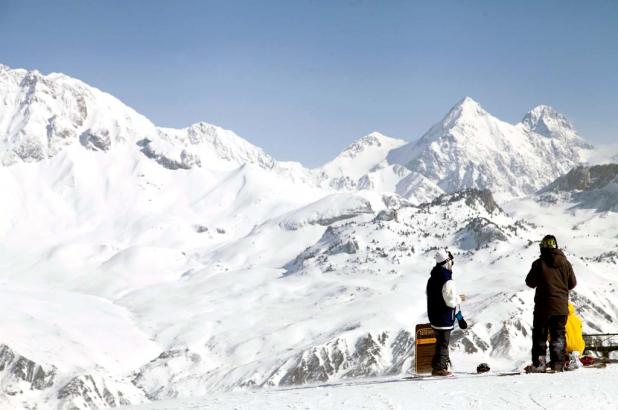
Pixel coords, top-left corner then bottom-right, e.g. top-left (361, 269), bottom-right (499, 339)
top-left (540, 235), bottom-right (558, 249)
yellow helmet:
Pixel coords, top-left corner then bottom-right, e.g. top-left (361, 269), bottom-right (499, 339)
top-left (540, 235), bottom-right (558, 249)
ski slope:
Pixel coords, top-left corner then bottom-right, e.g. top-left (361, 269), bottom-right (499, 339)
top-left (122, 365), bottom-right (618, 410)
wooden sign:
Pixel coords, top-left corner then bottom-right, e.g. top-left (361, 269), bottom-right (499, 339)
top-left (415, 323), bottom-right (436, 374)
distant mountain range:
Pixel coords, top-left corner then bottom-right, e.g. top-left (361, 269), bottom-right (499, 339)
top-left (0, 64), bottom-right (603, 200)
top-left (1, 64), bottom-right (617, 409)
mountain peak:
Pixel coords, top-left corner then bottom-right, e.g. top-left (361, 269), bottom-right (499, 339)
top-left (318, 131), bottom-right (406, 183)
top-left (453, 96), bottom-right (483, 111)
top-left (187, 121), bottom-right (219, 134)
top-left (356, 131), bottom-right (401, 146)
top-left (521, 105), bottom-right (575, 137)
top-left (441, 96), bottom-right (489, 128)
top-left (388, 96), bottom-right (594, 196)
top-left (365, 131), bottom-right (389, 140)
top-left (457, 96), bottom-right (482, 108)
top-left (338, 132), bottom-right (405, 160)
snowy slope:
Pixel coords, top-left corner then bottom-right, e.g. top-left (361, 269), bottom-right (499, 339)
top-left (0, 64), bottom-right (617, 409)
top-left (122, 366), bottom-right (618, 410)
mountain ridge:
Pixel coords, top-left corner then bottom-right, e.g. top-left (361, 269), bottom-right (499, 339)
top-left (386, 97), bottom-right (593, 197)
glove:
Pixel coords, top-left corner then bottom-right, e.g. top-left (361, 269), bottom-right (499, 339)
top-left (455, 311), bottom-right (468, 329)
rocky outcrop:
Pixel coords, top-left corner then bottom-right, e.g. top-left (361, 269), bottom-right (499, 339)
top-left (269, 330), bottom-right (413, 386)
top-left (11, 138), bottom-right (46, 163)
top-left (583, 251), bottom-right (618, 265)
top-left (132, 348), bottom-right (203, 401)
top-left (80, 129), bottom-right (112, 151)
top-left (0, 344), bottom-right (149, 409)
top-left (0, 344), bottom-right (56, 395)
top-left (373, 208), bottom-right (398, 222)
top-left (283, 226), bottom-right (360, 275)
top-left (540, 164), bottom-right (618, 193)
top-left (538, 164), bottom-right (618, 211)
top-left (450, 331), bottom-right (490, 354)
top-left (489, 318), bottom-right (529, 357)
top-left (277, 196), bottom-right (373, 231)
top-left (57, 373), bottom-right (145, 409)
top-left (456, 217), bottom-right (508, 250)
top-left (137, 138), bottom-right (201, 170)
top-left (423, 189), bottom-right (502, 215)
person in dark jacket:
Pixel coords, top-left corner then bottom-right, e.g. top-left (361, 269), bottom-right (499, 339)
top-left (525, 234), bottom-right (577, 373)
top-left (427, 248), bottom-right (462, 376)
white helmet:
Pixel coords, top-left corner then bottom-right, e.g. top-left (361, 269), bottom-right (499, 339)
top-left (434, 248), bottom-right (450, 264)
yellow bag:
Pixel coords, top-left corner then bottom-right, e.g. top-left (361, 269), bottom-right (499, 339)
top-left (565, 303), bottom-right (586, 354)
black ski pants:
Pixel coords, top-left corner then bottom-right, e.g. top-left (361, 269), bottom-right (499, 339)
top-left (531, 314), bottom-right (567, 369)
top-left (432, 329), bottom-right (451, 370)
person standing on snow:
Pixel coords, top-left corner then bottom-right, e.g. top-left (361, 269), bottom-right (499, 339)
top-left (426, 248), bottom-right (465, 376)
top-left (525, 235), bottom-right (577, 373)
top-left (564, 302), bottom-right (585, 370)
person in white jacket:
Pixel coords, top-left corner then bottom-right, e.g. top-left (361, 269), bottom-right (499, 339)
top-left (426, 248), bottom-right (465, 376)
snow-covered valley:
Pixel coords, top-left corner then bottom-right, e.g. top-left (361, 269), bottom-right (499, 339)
top-left (1, 64), bottom-right (617, 409)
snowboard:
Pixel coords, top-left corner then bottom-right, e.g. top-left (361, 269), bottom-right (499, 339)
top-left (404, 370), bottom-right (522, 381)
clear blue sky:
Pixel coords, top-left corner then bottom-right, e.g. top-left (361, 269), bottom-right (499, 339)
top-left (1, 0), bottom-right (617, 166)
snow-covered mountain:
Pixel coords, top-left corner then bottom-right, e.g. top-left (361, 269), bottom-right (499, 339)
top-left (0, 65), bottom-right (616, 409)
top-left (538, 163), bottom-right (618, 212)
top-left (0, 64), bottom-right (154, 164)
top-left (314, 132), bottom-right (443, 204)
top-left (317, 132), bottom-right (407, 189)
top-left (0, 64), bottom-right (277, 174)
top-left (521, 104), bottom-right (592, 148)
top-left (147, 122), bottom-right (276, 172)
top-left (387, 97), bottom-right (593, 197)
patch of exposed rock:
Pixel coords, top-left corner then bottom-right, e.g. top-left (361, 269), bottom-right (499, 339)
top-left (266, 330), bottom-right (413, 386)
top-left (540, 164), bottom-right (618, 193)
top-left (456, 217), bottom-right (508, 250)
top-left (57, 373), bottom-right (145, 409)
top-left (422, 189), bottom-right (502, 215)
top-left (0, 344), bottom-right (56, 394)
top-left (137, 138), bottom-right (201, 170)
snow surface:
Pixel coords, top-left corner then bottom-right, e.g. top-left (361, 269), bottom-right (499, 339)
top-left (0, 64), bottom-right (617, 409)
top-left (122, 366), bottom-right (618, 410)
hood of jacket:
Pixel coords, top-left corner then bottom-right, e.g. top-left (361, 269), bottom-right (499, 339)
top-left (540, 248), bottom-right (567, 268)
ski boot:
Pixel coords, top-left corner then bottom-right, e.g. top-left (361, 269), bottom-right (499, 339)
top-left (431, 368), bottom-right (452, 376)
top-left (565, 351), bottom-right (583, 371)
top-left (549, 362), bottom-right (564, 372)
top-left (524, 356), bottom-right (547, 373)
